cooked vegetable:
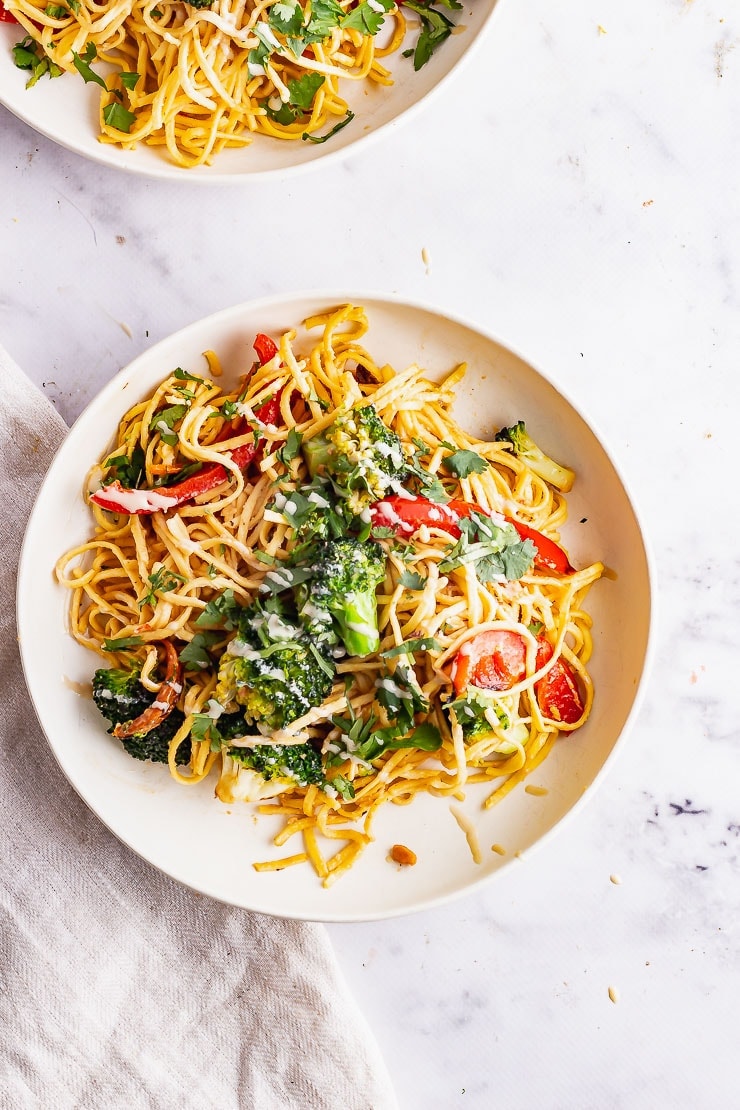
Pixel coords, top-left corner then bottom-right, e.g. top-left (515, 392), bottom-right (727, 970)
top-left (90, 334), bottom-right (281, 516)
top-left (215, 600), bottom-right (334, 731)
top-left (303, 404), bottom-right (405, 513)
top-left (494, 421), bottom-right (575, 492)
top-left (370, 494), bottom-right (574, 574)
top-left (296, 537), bottom-right (386, 657)
top-left (92, 655), bottom-right (189, 763)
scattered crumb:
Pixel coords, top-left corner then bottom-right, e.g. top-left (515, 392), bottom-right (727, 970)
top-left (608, 985), bottom-right (620, 1004)
top-left (610, 873), bottom-right (622, 885)
top-left (389, 843), bottom-right (417, 866)
top-left (421, 246), bottom-right (431, 274)
top-left (491, 843), bottom-right (506, 856)
top-left (525, 784), bottom-right (548, 797)
top-left (118, 321), bottom-right (133, 338)
top-left (597, 24), bottom-right (607, 35)
top-left (115, 234), bottom-right (126, 245)
top-left (642, 199), bottom-right (654, 207)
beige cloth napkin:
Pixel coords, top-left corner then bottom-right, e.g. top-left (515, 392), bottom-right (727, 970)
top-left (0, 346), bottom-right (397, 1110)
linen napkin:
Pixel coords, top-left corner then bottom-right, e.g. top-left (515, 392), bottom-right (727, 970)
top-left (0, 346), bottom-right (398, 1110)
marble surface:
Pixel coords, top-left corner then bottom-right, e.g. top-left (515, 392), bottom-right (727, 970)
top-left (3, 0), bottom-right (740, 1106)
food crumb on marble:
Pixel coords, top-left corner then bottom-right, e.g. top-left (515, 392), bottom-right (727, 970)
top-left (608, 986), bottom-right (619, 1004)
top-left (610, 873), bottom-right (622, 885)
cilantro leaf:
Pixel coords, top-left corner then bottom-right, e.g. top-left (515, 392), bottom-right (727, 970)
top-left (381, 636), bottom-right (441, 658)
top-left (444, 449), bottom-right (488, 479)
top-left (303, 0), bottom-right (344, 42)
top-left (103, 635), bottom-right (144, 651)
top-left (179, 631), bottom-right (221, 671)
top-left (277, 428), bottom-right (304, 465)
top-left (72, 42), bottom-right (106, 89)
top-left (12, 36), bottom-right (63, 86)
top-left (138, 567), bottom-right (186, 609)
top-left (195, 589), bottom-right (241, 630)
top-left (103, 101), bottom-right (136, 133)
top-left (288, 71), bottom-right (325, 109)
top-left (104, 444), bottom-right (145, 489)
top-left (401, 0), bottom-right (459, 70)
top-left (149, 403), bottom-right (188, 446)
top-left (120, 71), bottom-right (140, 90)
top-left (268, 0), bottom-right (304, 35)
top-left (342, 0), bottom-right (393, 34)
top-left (399, 569), bottom-right (427, 590)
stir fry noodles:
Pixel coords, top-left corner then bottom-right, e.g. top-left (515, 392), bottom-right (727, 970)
top-left (57, 304), bottom-right (603, 885)
top-left (5, 0), bottom-right (460, 167)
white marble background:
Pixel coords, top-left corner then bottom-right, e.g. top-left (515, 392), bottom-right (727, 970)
top-left (3, 0), bottom-right (740, 1106)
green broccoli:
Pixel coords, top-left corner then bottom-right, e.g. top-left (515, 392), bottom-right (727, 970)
top-left (494, 421), bottom-right (575, 492)
top-left (215, 600), bottom-right (334, 731)
top-left (92, 667), bottom-right (189, 764)
top-left (296, 537), bottom-right (386, 657)
top-left (231, 742), bottom-right (324, 786)
top-left (302, 404), bottom-right (406, 513)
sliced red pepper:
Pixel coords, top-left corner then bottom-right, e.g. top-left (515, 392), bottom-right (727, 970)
top-left (451, 630), bottom-right (585, 727)
top-left (534, 639), bottom-right (585, 725)
top-left (0, 2), bottom-right (18, 22)
top-left (112, 640), bottom-right (182, 739)
top-left (253, 332), bottom-right (278, 365)
top-left (451, 630), bottom-right (527, 695)
top-left (370, 494), bottom-right (574, 574)
top-left (91, 335), bottom-right (282, 516)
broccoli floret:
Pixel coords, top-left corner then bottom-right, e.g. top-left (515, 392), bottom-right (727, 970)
top-left (296, 537), bottom-right (386, 658)
top-left (215, 745), bottom-right (323, 803)
top-left (303, 404), bottom-right (406, 513)
top-left (495, 421), bottom-right (575, 492)
top-left (295, 537), bottom-right (388, 657)
top-left (232, 742), bottom-right (324, 786)
top-left (92, 667), bottom-right (189, 764)
top-left (214, 602), bottom-right (334, 732)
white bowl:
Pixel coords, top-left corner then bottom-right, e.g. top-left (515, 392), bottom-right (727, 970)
top-left (17, 292), bottom-right (653, 921)
top-left (0, 1), bottom-right (499, 181)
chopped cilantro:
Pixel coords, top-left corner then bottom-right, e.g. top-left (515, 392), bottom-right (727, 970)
top-left (302, 109), bottom-right (354, 143)
top-left (120, 71), bottom-right (140, 90)
top-left (104, 445), bottom-right (145, 489)
top-left (382, 636), bottom-right (441, 658)
top-left (45, 4), bottom-right (68, 17)
top-left (149, 403), bottom-right (188, 446)
top-left (72, 42), bottom-right (106, 89)
top-left (342, 0), bottom-right (393, 34)
top-left (195, 589), bottom-right (240, 630)
top-left (179, 631), bottom-right (221, 671)
top-left (103, 101), bottom-right (136, 133)
top-left (12, 36), bottom-right (63, 86)
top-left (139, 567), bottom-right (186, 609)
top-left (277, 428), bottom-right (304, 466)
top-left (401, 0), bottom-right (461, 70)
top-left (399, 569), bottom-right (427, 590)
top-left (103, 635), bottom-right (144, 651)
top-left (444, 449), bottom-right (488, 479)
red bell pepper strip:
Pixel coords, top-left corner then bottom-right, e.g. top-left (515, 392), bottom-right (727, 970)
top-left (112, 640), bottom-right (183, 739)
top-left (91, 334), bottom-right (282, 516)
top-left (451, 630), bottom-right (585, 726)
top-left (0, 2), bottom-right (18, 22)
top-left (253, 332), bottom-right (278, 365)
top-left (533, 639), bottom-right (585, 725)
top-left (370, 494), bottom-right (574, 575)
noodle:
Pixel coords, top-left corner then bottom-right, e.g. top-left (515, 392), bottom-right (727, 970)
top-left (56, 304), bottom-right (604, 886)
top-left (5, 0), bottom-right (444, 167)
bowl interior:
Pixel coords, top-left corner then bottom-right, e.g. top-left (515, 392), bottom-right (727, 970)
top-left (17, 293), bottom-right (652, 921)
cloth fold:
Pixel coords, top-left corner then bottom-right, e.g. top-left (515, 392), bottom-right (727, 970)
top-left (0, 346), bottom-right (397, 1110)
